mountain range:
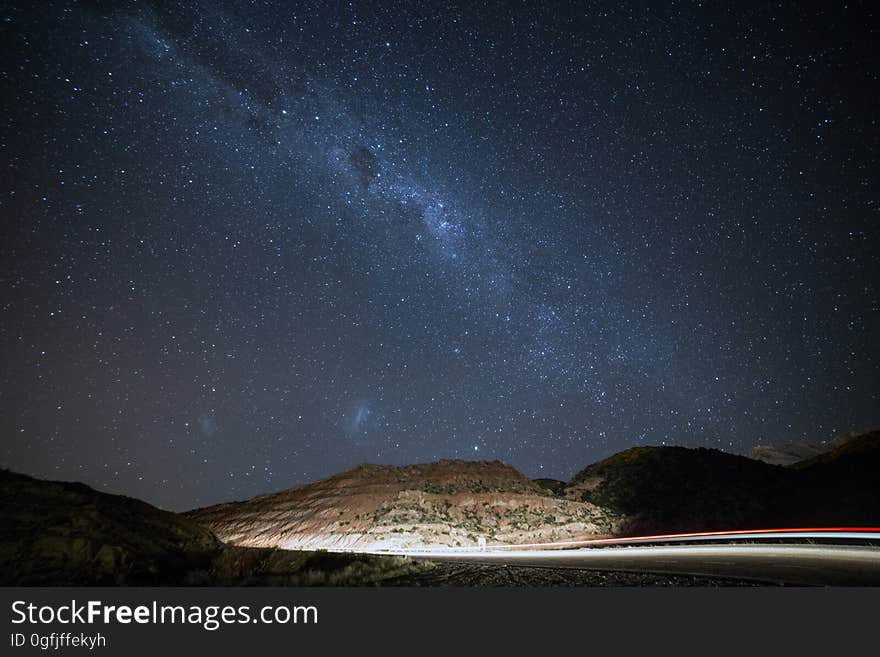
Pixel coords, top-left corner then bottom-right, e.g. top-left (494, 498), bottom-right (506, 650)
top-left (2, 430), bottom-right (877, 584)
top-left (187, 430), bottom-right (880, 549)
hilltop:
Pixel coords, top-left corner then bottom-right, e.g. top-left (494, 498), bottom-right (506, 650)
top-left (565, 446), bottom-right (789, 535)
top-left (0, 469), bottom-right (219, 585)
top-left (186, 459), bottom-right (617, 550)
top-left (747, 430), bottom-right (873, 467)
top-left (189, 432), bottom-right (880, 548)
top-left (569, 431), bottom-right (880, 534)
top-left (3, 431), bottom-right (877, 584)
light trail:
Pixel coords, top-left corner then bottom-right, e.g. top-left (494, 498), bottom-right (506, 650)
top-left (400, 543), bottom-right (880, 585)
top-left (337, 527), bottom-right (880, 555)
top-left (320, 528), bottom-right (880, 584)
top-left (475, 526), bottom-right (880, 551)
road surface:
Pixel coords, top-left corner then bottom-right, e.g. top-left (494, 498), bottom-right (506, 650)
top-left (364, 531), bottom-right (880, 585)
top-left (399, 544), bottom-right (880, 585)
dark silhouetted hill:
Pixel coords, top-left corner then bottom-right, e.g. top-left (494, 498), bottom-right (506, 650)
top-left (3, 430), bottom-right (877, 584)
top-left (566, 431), bottom-right (880, 535)
top-left (0, 469), bottom-right (219, 585)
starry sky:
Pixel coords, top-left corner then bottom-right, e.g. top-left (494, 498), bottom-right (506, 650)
top-left (1, 1), bottom-right (877, 510)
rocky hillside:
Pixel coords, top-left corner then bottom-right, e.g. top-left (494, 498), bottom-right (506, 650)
top-left (566, 446), bottom-right (791, 535)
top-left (788, 430), bottom-right (879, 470)
top-left (747, 430), bottom-right (869, 466)
top-left (0, 469), bottom-right (438, 586)
top-left (186, 460), bottom-right (618, 550)
top-left (782, 430), bottom-right (880, 526)
top-left (0, 469), bottom-right (220, 585)
top-left (4, 431), bottom-right (876, 585)
top-left (0, 466), bottom-right (748, 586)
top-left (568, 431), bottom-right (880, 535)
top-left (746, 443), bottom-right (828, 466)
top-left (189, 433), bottom-right (880, 549)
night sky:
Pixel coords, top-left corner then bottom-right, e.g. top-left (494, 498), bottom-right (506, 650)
top-left (2, 1), bottom-right (877, 510)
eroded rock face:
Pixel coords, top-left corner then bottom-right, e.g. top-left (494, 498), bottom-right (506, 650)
top-left (186, 433), bottom-right (880, 549)
top-left (185, 460), bottom-right (618, 550)
top-left (4, 432), bottom-right (877, 585)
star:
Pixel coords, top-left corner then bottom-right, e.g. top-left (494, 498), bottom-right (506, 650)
top-left (0, 0), bottom-right (875, 509)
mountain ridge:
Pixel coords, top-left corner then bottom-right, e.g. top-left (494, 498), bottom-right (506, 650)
top-left (185, 458), bottom-right (617, 550)
top-left (3, 431), bottom-right (877, 584)
top-left (186, 431), bottom-right (880, 549)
